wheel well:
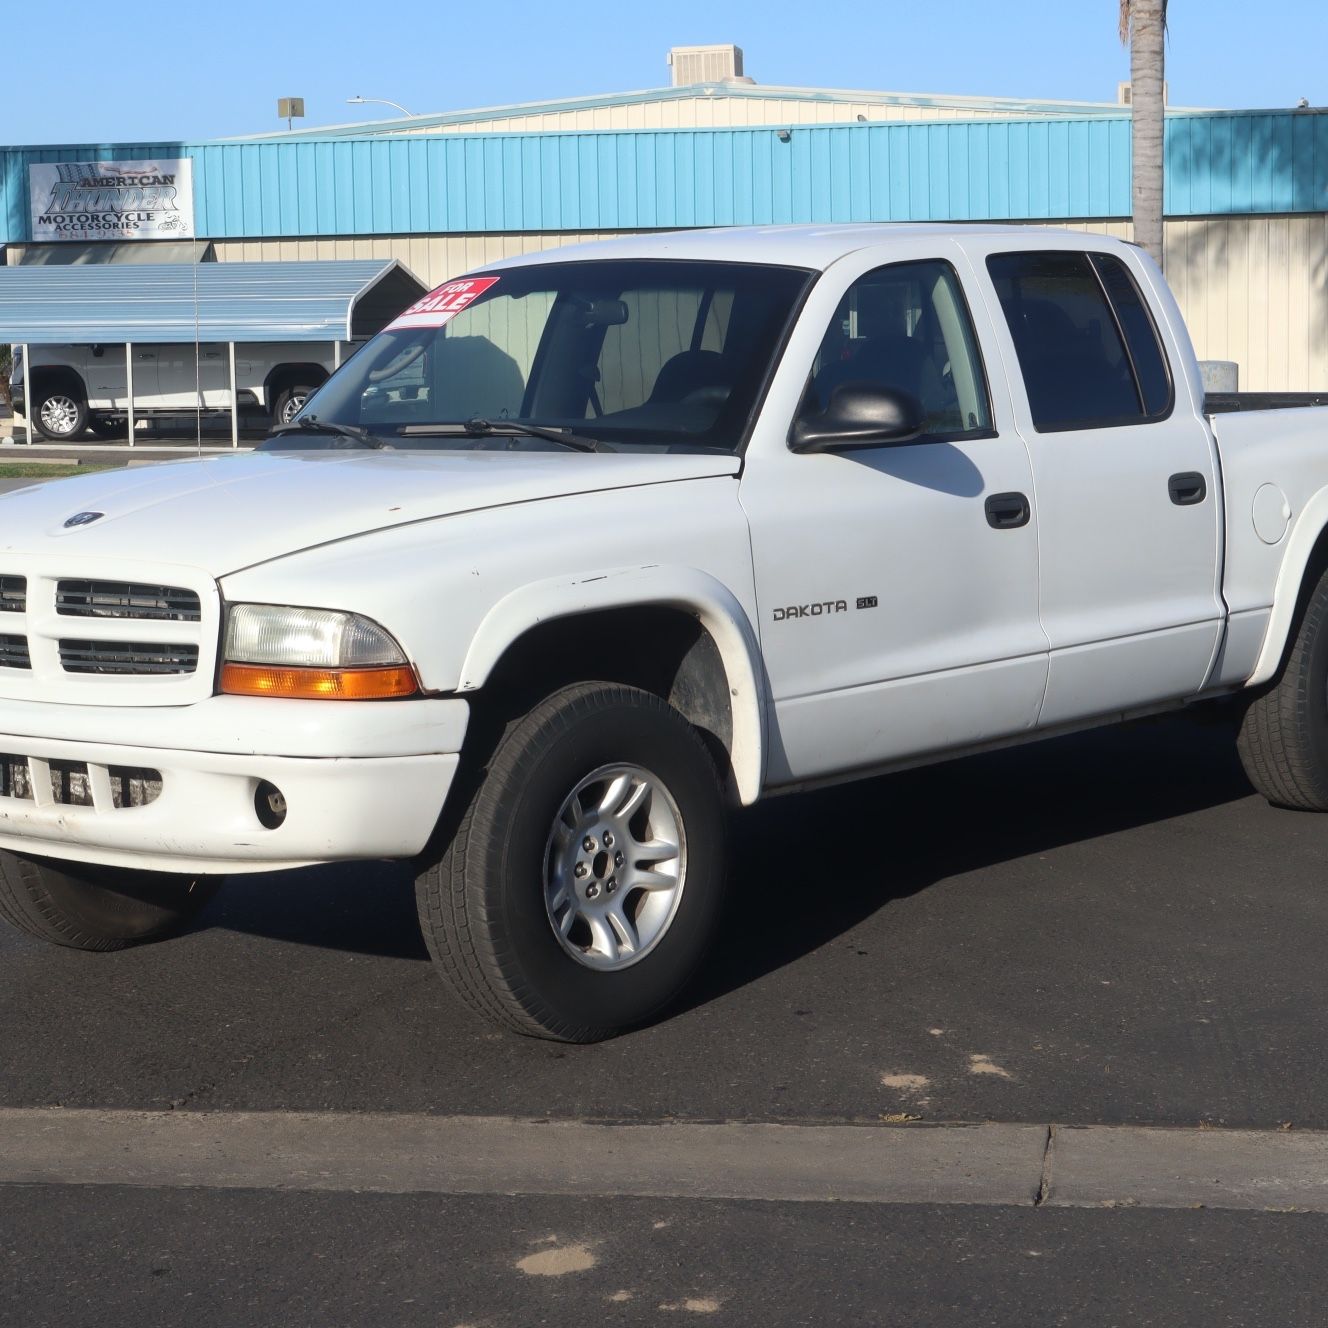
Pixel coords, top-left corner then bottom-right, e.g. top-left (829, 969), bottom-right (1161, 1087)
top-left (1276, 526), bottom-right (1328, 679)
top-left (475, 607), bottom-right (738, 797)
top-left (264, 363), bottom-right (328, 407)
top-left (29, 367), bottom-right (87, 403)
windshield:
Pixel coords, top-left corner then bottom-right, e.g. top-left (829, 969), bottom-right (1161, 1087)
top-left (289, 259), bottom-right (812, 453)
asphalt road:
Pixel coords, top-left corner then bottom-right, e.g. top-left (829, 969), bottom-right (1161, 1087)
top-left (4, 713), bottom-right (1325, 1130)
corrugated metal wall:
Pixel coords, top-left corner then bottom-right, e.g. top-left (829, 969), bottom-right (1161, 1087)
top-left (211, 216), bottom-right (1328, 392)
top-left (6, 112), bottom-right (1326, 244)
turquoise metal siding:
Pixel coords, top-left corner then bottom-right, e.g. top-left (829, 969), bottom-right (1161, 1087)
top-left (3, 111), bottom-right (1325, 246)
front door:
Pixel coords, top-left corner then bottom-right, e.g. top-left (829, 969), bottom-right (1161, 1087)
top-left (741, 248), bottom-right (1049, 786)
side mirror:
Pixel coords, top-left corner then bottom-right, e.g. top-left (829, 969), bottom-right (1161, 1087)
top-left (790, 383), bottom-right (926, 452)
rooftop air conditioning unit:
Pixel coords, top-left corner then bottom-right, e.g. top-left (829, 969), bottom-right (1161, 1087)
top-left (668, 44), bottom-right (744, 87)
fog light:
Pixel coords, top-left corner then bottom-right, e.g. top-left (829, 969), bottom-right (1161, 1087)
top-left (255, 780), bottom-right (288, 829)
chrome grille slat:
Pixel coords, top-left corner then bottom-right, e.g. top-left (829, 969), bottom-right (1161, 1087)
top-left (0, 576), bottom-right (24, 613)
top-left (0, 634), bottom-right (31, 670)
top-left (56, 580), bottom-right (202, 623)
top-left (59, 640), bottom-right (199, 676)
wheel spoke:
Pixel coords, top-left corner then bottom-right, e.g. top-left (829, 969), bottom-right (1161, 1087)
top-left (632, 836), bottom-right (677, 864)
top-left (587, 914), bottom-right (619, 962)
top-left (630, 866), bottom-right (677, 892)
top-left (598, 773), bottom-right (634, 817)
top-left (607, 903), bottom-right (639, 953)
top-left (614, 778), bottom-right (651, 824)
top-left (557, 903), bottom-right (579, 937)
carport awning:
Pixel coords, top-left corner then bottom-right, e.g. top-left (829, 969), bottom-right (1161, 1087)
top-left (0, 260), bottom-right (428, 344)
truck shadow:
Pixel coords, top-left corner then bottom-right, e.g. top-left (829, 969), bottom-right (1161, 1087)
top-left (196, 711), bottom-right (1257, 987)
top-left (679, 708), bottom-right (1256, 1013)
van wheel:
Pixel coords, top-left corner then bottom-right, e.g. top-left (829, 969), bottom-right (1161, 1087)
top-left (415, 682), bottom-right (727, 1042)
top-left (273, 385), bottom-right (315, 427)
top-left (1238, 564), bottom-right (1328, 809)
top-left (35, 388), bottom-right (88, 440)
top-left (0, 851), bottom-right (218, 951)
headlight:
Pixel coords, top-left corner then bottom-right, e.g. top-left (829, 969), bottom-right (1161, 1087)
top-left (221, 604), bottom-right (417, 700)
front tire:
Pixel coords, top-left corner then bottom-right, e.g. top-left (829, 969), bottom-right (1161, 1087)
top-left (34, 388), bottom-right (88, 440)
top-left (0, 851), bottom-right (218, 951)
top-left (1238, 564), bottom-right (1328, 809)
top-left (415, 682), bottom-right (727, 1041)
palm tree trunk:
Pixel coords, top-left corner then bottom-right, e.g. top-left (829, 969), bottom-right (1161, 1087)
top-left (1123, 0), bottom-right (1167, 269)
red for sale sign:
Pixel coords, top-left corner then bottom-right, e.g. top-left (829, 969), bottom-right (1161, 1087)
top-left (388, 276), bottom-right (501, 331)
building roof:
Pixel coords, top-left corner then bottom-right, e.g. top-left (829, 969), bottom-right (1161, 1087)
top-left (232, 81), bottom-right (1145, 142)
top-left (0, 260), bottom-right (427, 344)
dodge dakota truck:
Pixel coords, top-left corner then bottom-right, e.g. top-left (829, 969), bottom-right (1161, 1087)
top-left (1, 224), bottom-right (1325, 1042)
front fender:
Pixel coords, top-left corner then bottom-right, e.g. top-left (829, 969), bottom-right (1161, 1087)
top-left (458, 565), bottom-right (768, 804)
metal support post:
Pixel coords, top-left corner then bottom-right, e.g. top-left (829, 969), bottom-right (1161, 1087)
top-left (228, 341), bottom-right (239, 449)
top-left (333, 341), bottom-right (342, 370)
top-left (21, 343), bottom-right (32, 445)
top-left (125, 344), bottom-right (135, 447)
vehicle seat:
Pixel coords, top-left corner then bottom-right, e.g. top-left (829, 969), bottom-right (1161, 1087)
top-left (649, 350), bottom-right (732, 406)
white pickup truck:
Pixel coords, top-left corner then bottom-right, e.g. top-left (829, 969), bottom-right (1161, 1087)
top-left (1, 224), bottom-right (1326, 1042)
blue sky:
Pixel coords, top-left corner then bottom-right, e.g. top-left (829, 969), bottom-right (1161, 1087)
top-left (7, 0), bottom-right (1326, 146)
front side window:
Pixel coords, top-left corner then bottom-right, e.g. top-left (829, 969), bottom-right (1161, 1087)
top-left (802, 259), bottom-right (994, 438)
top-left (301, 260), bottom-right (811, 454)
top-left (986, 250), bottom-right (1171, 432)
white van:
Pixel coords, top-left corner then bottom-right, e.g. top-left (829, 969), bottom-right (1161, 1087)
top-left (10, 341), bottom-right (338, 439)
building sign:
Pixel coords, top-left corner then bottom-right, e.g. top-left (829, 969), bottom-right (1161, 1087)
top-left (28, 158), bottom-right (195, 242)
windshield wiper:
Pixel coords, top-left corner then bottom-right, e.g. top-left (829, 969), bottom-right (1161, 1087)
top-left (398, 417), bottom-right (610, 453)
top-left (267, 415), bottom-right (385, 449)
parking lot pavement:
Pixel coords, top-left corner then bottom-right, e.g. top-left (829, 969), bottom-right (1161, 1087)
top-left (5, 1186), bottom-right (1327, 1328)
top-left (3, 711), bottom-right (1326, 1130)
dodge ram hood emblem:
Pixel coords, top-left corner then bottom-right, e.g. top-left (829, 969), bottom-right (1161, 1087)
top-left (63, 511), bottom-right (105, 528)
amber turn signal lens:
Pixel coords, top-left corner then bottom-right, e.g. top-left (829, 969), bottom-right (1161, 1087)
top-left (220, 663), bottom-right (419, 700)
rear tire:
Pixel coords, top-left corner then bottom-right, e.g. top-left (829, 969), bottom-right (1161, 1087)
top-left (1238, 564), bottom-right (1328, 809)
top-left (272, 384), bottom-right (315, 427)
top-left (0, 851), bottom-right (218, 951)
top-left (415, 682), bottom-right (727, 1042)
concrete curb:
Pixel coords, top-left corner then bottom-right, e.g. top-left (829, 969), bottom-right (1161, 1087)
top-left (5, 1110), bottom-right (1328, 1212)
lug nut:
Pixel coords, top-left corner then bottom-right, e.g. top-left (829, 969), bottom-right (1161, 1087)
top-left (602, 831), bottom-right (615, 848)
top-left (582, 836), bottom-right (597, 852)
top-left (586, 882), bottom-right (601, 899)
top-left (606, 877), bottom-right (618, 894)
top-left (574, 863), bottom-right (588, 879)
top-left (614, 851), bottom-right (624, 868)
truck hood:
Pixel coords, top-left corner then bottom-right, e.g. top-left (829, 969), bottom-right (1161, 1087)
top-left (0, 449), bottom-right (741, 576)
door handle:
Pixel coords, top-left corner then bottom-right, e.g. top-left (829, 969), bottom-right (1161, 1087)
top-left (984, 491), bottom-right (1031, 530)
top-left (1168, 472), bottom-right (1207, 506)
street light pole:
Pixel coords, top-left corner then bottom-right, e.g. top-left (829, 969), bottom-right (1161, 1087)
top-left (345, 96), bottom-right (418, 117)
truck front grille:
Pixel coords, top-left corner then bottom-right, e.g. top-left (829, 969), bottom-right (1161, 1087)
top-left (0, 753), bottom-right (163, 808)
top-left (0, 635), bottom-right (31, 669)
top-left (56, 580), bottom-right (202, 623)
top-left (59, 640), bottom-right (200, 676)
top-left (0, 558), bottom-right (217, 705)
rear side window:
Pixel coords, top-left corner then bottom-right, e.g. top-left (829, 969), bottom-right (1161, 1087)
top-left (986, 250), bottom-right (1172, 432)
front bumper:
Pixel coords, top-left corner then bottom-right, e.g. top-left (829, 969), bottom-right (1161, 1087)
top-left (0, 694), bottom-right (469, 875)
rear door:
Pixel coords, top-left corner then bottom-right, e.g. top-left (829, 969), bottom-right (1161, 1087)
top-left (967, 242), bottom-right (1223, 725)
